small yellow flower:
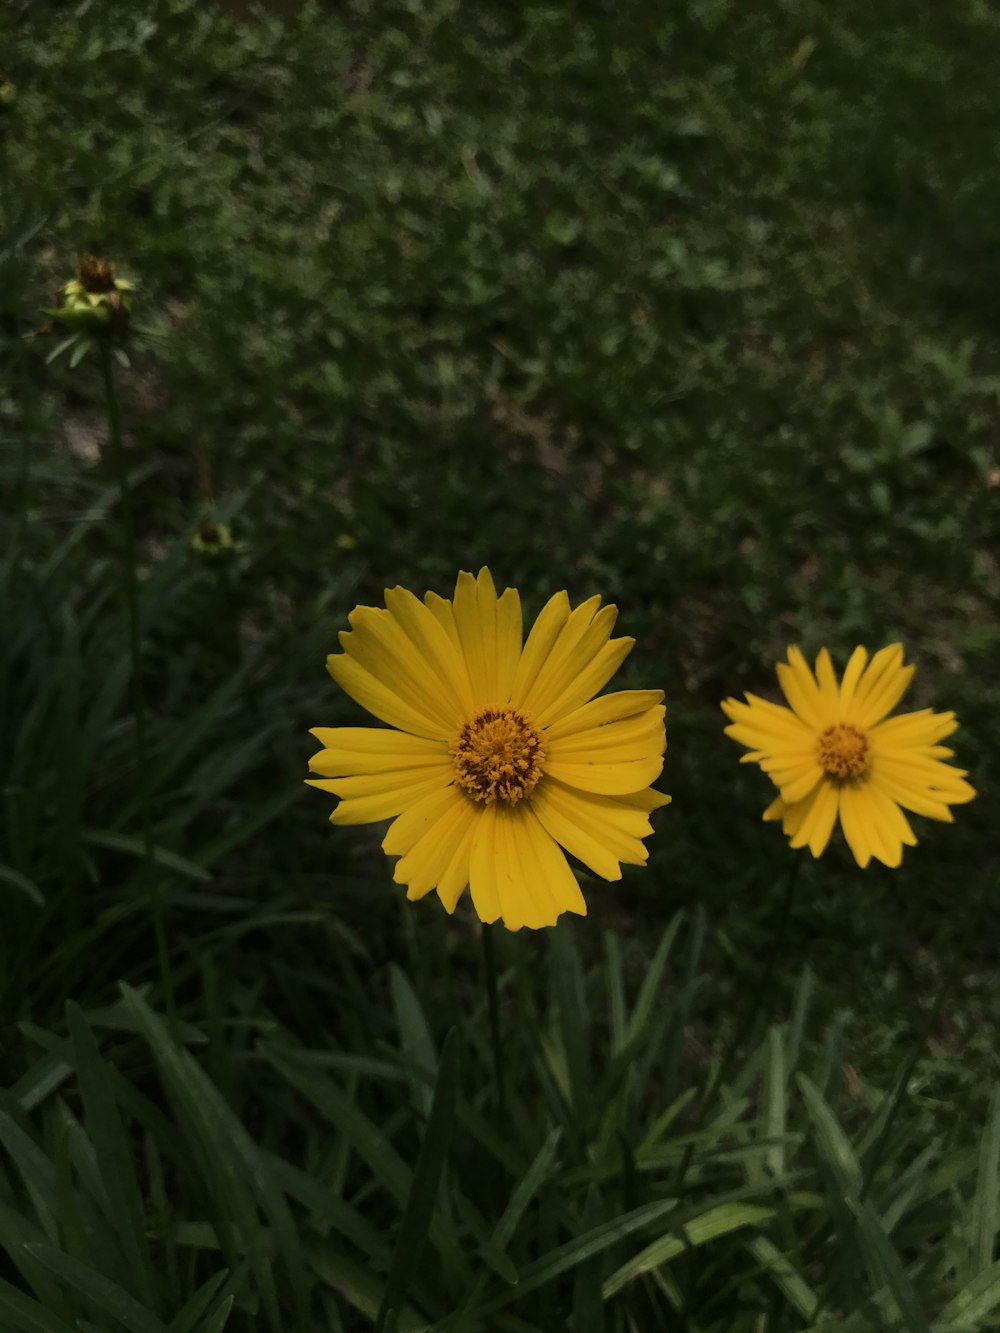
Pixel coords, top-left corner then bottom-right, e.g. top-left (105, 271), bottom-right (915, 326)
top-left (722, 645), bottom-right (976, 868)
top-left (308, 568), bottom-right (669, 930)
top-left (52, 257), bottom-right (135, 335)
top-left (191, 520), bottom-right (236, 557)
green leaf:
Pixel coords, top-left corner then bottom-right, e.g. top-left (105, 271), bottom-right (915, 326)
top-left (0, 864), bottom-right (44, 906)
top-left (745, 1234), bottom-right (819, 1320)
top-left (972, 1087), bottom-right (1000, 1273)
top-left (66, 1003), bottom-right (158, 1309)
top-left (82, 830), bottom-right (212, 883)
top-left (376, 1028), bottom-right (461, 1333)
top-left (390, 964), bottom-right (437, 1118)
top-left (572, 1189), bottom-right (606, 1333)
top-left (848, 1198), bottom-right (931, 1333)
top-left (491, 1128), bottom-right (562, 1254)
top-left (602, 1201), bottom-right (775, 1298)
top-left (0, 1277), bottom-right (78, 1333)
top-left (120, 987), bottom-right (306, 1332)
top-left (472, 1197), bottom-right (678, 1319)
top-left (937, 1258), bottom-right (1000, 1327)
top-left (797, 1073), bottom-right (863, 1198)
top-left (23, 1246), bottom-right (171, 1333)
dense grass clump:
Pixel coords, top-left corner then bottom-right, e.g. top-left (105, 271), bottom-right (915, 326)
top-left (1, 0), bottom-right (998, 1327)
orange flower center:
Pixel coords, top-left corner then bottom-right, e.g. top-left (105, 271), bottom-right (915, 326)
top-left (816, 723), bottom-right (871, 780)
top-left (451, 706), bottom-right (545, 805)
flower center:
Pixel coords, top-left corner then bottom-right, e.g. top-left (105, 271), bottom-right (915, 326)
top-left (451, 706), bottom-right (545, 805)
top-left (816, 723), bottom-right (871, 781)
top-left (77, 256), bottom-right (117, 293)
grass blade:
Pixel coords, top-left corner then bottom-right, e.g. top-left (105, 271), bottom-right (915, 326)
top-left (376, 1028), bottom-right (461, 1333)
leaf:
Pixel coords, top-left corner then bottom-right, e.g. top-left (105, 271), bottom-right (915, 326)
top-left (797, 1074), bottom-right (863, 1198)
top-left (23, 1246), bottom-right (171, 1333)
top-left (972, 1087), bottom-right (1000, 1273)
top-left (0, 1276), bottom-right (78, 1333)
top-left (602, 1202), bottom-right (775, 1298)
top-left (491, 1128), bottom-right (562, 1254)
top-left (390, 964), bottom-right (437, 1118)
top-left (376, 1028), bottom-right (460, 1333)
top-left (66, 1005), bottom-right (158, 1306)
top-left (745, 1234), bottom-right (819, 1320)
top-left (936, 1258), bottom-right (1000, 1327)
top-left (471, 1197), bottom-right (678, 1319)
top-left (572, 1189), bottom-right (606, 1333)
top-left (848, 1199), bottom-right (931, 1333)
top-left (0, 864), bottom-right (44, 906)
top-left (120, 987), bottom-right (306, 1332)
top-left (83, 830), bottom-right (212, 883)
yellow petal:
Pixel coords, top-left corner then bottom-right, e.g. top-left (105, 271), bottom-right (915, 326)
top-left (838, 646), bottom-right (868, 715)
top-left (340, 606), bottom-right (462, 733)
top-left (838, 784), bottom-right (873, 868)
top-left (382, 783), bottom-right (467, 856)
top-left (517, 595), bottom-right (619, 721)
top-left (788, 781), bottom-right (838, 858)
top-left (450, 568), bottom-right (523, 706)
top-left (436, 813), bottom-right (478, 913)
top-left (813, 649), bottom-right (840, 716)
top-left (545, 689), bottom-right (664, 741)
top-left (311, 769), bottom-right (454, 825)
top-left (313, 763), bottom-right (453, 801)
top-left (530, 787), bottom-right (626, 881)
top-left (308, 727), bottom-right (448, 776)
top-left (871, 708), bottom-right (957, 747)
top-left (848, 644), bottom-right (903, 725)
top-left (854, 657), bottom-right (915, 728)
top-left (468, 803), bottom-right (502, 925)
top-left (776, 647), bottom-right (831, 729)
top-left (778, 765), bottom-right (824, 805)
top-left (543, 756), bottom-right (664, 796)
top-left (536, 635), bottom-right (635, 728)
top-left (722, 695), bottom-right (814, 749)
top-left (509, 590), bottom-right (572, 705)
top-left (530, 778), bottom-right (663, 871)
top-left (762, 794), bottom-right (787, 822)
top-left (327, 654), bottom-right (450, 740)
top-left (383, 587), bottom-right (477, 716)
top-left (546, 707), bottom-right (665, 767)
top-left (511, 804), bottom-right (587, 928)
top-left (389, 791), bottom-right (479, 901)
top-left (867, 764), bottom-right (957, 821)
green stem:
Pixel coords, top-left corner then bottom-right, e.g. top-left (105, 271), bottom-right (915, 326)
top-left (481, 924), bottom-right (507, 1119)
top-left (100, 346), bottom-right (175, 1025)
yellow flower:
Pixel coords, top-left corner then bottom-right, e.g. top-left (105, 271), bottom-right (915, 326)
top-left (51, 256), bottom-right (135, 335)
top-left (308, 568), bottom-right (669, 930)
top-left (191, 520), bottom-right (236, 557)
top-left (722, 645), bottom-right (976, 868)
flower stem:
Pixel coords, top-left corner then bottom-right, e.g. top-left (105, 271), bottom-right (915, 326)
top-left (99, 346), bottom-right (175, 1024)
top-left (481, 924), bottom-right (507, 1119)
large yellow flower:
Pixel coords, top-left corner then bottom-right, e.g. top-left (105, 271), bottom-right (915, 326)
top-left (722, 645), bottom-right (975, 868)
top-left (308, 568), bottom-right (669, 929)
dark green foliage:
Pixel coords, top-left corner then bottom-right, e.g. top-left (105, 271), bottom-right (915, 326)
top-left (1, 0), bottom-right (998, 1326)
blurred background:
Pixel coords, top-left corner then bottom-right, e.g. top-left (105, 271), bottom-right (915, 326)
top-left (2, 0), bottom-right (999, 1254)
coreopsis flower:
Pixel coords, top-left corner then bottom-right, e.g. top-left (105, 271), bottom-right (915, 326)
top-left (309, 568), bottom-right (669, 929)
top-left (51, 256), bottom-right (134, 336)
top-left (722, 645), bottom-right (975, 868)
top-left (191, 520), bottom-right (236, 557)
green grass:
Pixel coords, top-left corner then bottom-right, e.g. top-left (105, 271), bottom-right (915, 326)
top-left (1, 0), bottom-right (999, 1326)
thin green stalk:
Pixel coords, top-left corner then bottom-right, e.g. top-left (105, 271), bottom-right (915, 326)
top-left (481, 924), bottom-right (507, 1120)
top-left (99, 345), bottom-right (175, 1024)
